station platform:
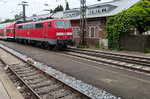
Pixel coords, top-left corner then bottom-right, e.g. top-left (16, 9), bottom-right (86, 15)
top-left (0, 64), bottom-right (24, 99)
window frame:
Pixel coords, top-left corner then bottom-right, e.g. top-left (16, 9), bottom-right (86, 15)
top-left (35, 23), bottom-right (44, 29)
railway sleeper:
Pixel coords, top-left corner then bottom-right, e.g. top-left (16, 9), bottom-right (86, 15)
top-left (13, 67), bottom-right (33, 72)
top-left (11, 65), bottom-right (31, 69)
top-left (19, 71), bottom-right (39, 77)
top-left (10, 63), bottom-right (28, 67)
top-left (31, 81), bottom-right (53, 89)
top-left (36, 85), bottom-right (62, 95)
top-left (22, 75), bottom-right (43, 80)
top-left (16, 69), bottom-right (37, 74)
top-left (61, 93), bottom-right (79, 99)
top-left (26, 78), bottom-right (48, 85)
top-left (52, 90), bottom-right (71, 99)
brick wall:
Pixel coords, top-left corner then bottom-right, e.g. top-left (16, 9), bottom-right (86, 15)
top-left (120, 35), bottom-right (150, 51)
top-left (71, 17), bottom-right (106, 46)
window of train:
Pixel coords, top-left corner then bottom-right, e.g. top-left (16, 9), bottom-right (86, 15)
top-left (23, 25), bottom-right (27, 29)
top-left (0, 33), bottom-right (4, 36)
top-left (55, 21), bottom-right (71, 28)
top-left (11, 29), bottom-right (13, 33)
top-left (35, 23), bottom-right (43, 29)
top-left (18, 25), bottom-right (23, 29)
top-left (7, 29), bottom-right (11, 33)
top-left (7, 29), bottom-right (13, 33)
top-left (28, 24), bottom-right (35, 29)
top-left (64, 21), bottom-right (71, 28)
top-left (55, 21), bottom-right (64, 28)
top-left (48, 22), bottom-right (51, 27)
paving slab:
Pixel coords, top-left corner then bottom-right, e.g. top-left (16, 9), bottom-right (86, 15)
top-left (0, 80), bottom-right (10, 99)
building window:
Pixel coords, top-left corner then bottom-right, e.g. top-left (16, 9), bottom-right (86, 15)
top-left (86, 27), bottom-right (89, 37)
top-left (102, 7), bottom-right (108, 12)
top-left (95, 26), bottom-right (99, 37)
top-left (72, 27), bottom-right (76, 36)
top-left (76, 27), bottom-right (80, 37)
top-left (91, 27), bottom-right (94, 37)
top-left (72, 26), bottom-right (80, 37)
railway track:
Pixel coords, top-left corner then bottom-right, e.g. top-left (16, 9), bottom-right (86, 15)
top-left (0, 47), bottom-right (90, 99)
top-left (64, 47), bottom-right (150, 74)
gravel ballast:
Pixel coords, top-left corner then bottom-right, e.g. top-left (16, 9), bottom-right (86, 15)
top-left (0, 44), bottom-right (121, 99)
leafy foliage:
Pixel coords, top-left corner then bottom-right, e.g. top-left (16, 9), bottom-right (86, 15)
top-left (0, 19), bottom-right (14, 24)
top-left (65, 2), bottom-right (70, 10)
top-left (127, 0), bottom-right (150, 34)
top-left (105, 0), bottom-right (150, 49)
top-left (54, 5), bottom-right (64, 12)
top-left (32, 14), bottom-right (37, 17)
top-left (14, 13), bottom-right (23, 21)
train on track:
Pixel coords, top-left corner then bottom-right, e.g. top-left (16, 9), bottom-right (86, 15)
top-left (0, 19), bottom-right (74, 49)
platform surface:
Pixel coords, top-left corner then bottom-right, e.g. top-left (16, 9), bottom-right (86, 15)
top-left (0, 80), bottom-right (10, 99)
top-left (0, 63), bottom-right (24, 99)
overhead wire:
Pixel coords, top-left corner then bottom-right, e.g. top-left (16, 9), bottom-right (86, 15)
top-left (0, 0), bottom-right (104, 20)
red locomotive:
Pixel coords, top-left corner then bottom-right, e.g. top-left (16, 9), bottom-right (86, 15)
top-left (0, 19), bottom-right (74, 49)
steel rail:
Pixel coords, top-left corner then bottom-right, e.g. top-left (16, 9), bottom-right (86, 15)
top-left (0, 46), bottom-right (91, 99)
top-left (63, 52), bottom-right (150, 74)
top-left (68, 48), bottom-right (150, 67)
top-left (0, 58), bottom-right (41, 99)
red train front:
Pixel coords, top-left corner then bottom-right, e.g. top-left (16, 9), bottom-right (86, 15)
top-left (15, 19), bottom-right (74, 48)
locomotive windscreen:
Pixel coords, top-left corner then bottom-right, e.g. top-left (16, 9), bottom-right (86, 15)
top-left (55, 21), bottom-right (71, 28)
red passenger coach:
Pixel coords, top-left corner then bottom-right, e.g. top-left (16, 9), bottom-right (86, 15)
top-left (15, 19), bottom-right (74, 48)
top-left (6, 24), bottom-right (15, 39)
top-left (0, 23), bottom-right (9, 39)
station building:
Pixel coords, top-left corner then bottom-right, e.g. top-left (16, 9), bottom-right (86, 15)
top-left (24, 0), bottom-right (147, 48)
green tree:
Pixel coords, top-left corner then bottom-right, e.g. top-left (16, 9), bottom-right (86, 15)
top-left (50, 9), bottom-right (53, 13)
top-left (105, 0), bottom-right (150, 49)
top-left (127, 0), bottom-right (150, 34)
top-left (0, 19), bottom-right (14, 24)
top-left (32, 14), bottom-right (37, 17)
top-left (54, 5), bottom-right (64, 12)
top-left (14, 13), bottom-right (23, 21)
top-left (65, 2), bottom-right (70, 10)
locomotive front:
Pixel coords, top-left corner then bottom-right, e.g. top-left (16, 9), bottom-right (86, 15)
top-left (54, 19), bottom-right (74, 47)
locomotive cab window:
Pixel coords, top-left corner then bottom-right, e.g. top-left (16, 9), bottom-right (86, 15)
top-left (55, 21), bottom-right (64, 28)
top-left (48, 22), bottom-right (51, 27)
top-left (64, 21), bottom-right (71, 28)
top-left (55, 21), bottom-right (71, 28)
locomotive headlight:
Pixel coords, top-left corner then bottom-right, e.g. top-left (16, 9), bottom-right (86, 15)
top-left (57, 37), bottom-right (60, 39)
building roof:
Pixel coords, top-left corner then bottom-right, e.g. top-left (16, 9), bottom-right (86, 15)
top-left (67, 0), bottom-right (141, 20)
top-left (24, 0), bottom-right (141, 21)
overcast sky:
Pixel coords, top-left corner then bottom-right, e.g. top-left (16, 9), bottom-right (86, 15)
top-left (0, 0), bottom-right (112, 21)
